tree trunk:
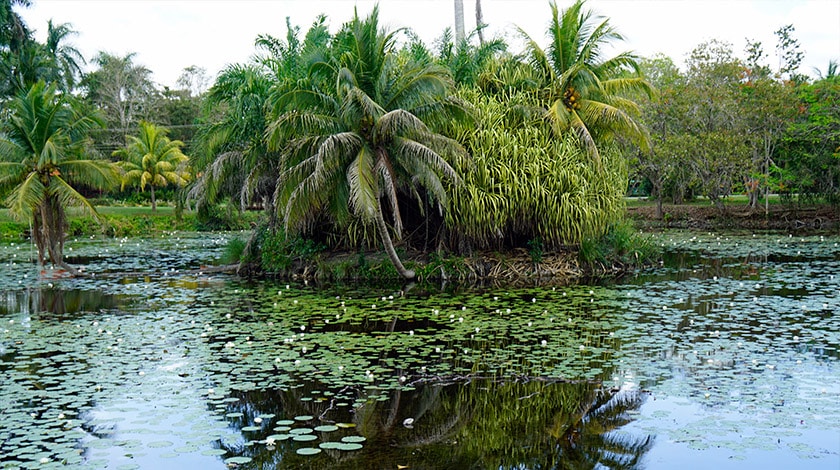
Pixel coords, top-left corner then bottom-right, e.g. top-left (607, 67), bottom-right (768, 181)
top-left (454, 0), bottom-right (465, 44)
top-left (656, 196), bottom-right (663, 220)
top-left (374, 207), bottom-right (415, 280)
top-left (475, 0), bottom-right (485, 44)
top-left (35, 195), bottom-right (80, 275)
top-left (150, 185), bottom-right (157, 212)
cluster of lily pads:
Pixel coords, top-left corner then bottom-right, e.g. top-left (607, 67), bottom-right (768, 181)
top-left (0, 230), bottom-right (838, 468)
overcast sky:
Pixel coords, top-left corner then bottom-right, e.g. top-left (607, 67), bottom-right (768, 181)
top-left (18, 0), bottom-right (840, 89)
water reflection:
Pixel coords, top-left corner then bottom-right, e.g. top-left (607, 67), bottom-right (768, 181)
top-left (212, 379), bottom-right (652, 469)
top-left (0, 287), bottom-right (122, 319)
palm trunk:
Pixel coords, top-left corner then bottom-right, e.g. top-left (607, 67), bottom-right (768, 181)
top-left (374, 207), bottom-right (415, 280)
top-left (35, 195), bottom-right (80, 275)
top-left (454, 0), bottom-right (465, 44)
top-left (150, 185), bottom-right (157, 212)
top-left (475, 0), bottom-right (485, 44)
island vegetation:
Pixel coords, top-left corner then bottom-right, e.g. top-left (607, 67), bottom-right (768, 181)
top-left (1, 0), bottom-right (837, 282)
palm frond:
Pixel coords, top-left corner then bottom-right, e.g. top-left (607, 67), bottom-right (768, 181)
top-left (346, 145), bottom-right (378, 220)
top-left (4, 172), bottom-right (45, 220)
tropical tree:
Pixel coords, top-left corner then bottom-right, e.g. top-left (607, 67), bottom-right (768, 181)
top-left (113, 121), bottom-right (190, 211)
top-left (517, 0), bottom-right (652, 162)
top-left (0, 0), bottom-right (29, 52)
top-left (189, 16), bottom-right (330, 230)
top-left (0, 81), bottom-right (118, 272)
top-left (82, 52), bottom-right (159, 151)
top-left (44, 20), bottom-right (84, 91)
top-left (434, 26), bottom-right (506, 87)
top-left (267, 7), bottom-right (468, 279)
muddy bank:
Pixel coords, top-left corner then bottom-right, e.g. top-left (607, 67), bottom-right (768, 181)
top-left (627, 204), bottom-right (840, 232)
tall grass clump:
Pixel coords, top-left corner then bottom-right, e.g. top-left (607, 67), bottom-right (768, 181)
top-left (579, 221), bottom-right (659, 267)
top-left (445, 88), bottom-right (627, 251)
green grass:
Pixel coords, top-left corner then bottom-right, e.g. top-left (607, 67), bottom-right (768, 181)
top-left (625, 194), bottom-right (789, 208)
top-left (0, 206), bottom-right (258, 241)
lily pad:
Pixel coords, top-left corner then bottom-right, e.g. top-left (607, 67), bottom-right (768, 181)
top-left (296, 447), bottom-right (322, 455)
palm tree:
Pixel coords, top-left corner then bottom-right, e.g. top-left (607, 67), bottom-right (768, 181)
top-left (268, 6), bottom-right (468, 279)
top-left (113, 121), bottom-right (190, 212)
top-left (44, 20), bottom-right (84, 91)
top-left (0, 81), bottom-right (118, 272)
top-left (189, 16), bottom-right (330, 216)
top-left (519, 0), bottom-right (652, 163)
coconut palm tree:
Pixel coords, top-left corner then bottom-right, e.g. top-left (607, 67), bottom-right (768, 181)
top-left (519, 0), bottom-right (652, 163)
top-left (44, 20), bottom-right (84, 91)
top-left (113, 121), bottom-right (190, 212)
top-left (0, 81), bottom-right (118, 272)
top-left (267, 6), bottom-right (468, 279)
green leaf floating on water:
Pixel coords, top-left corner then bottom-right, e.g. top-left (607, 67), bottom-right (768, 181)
top-left (296, 447), bottom-right (322, 455)
top-left (224, 456), bottom-right (252, 464)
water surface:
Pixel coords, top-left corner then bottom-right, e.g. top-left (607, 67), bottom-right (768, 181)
top-left (0, 230), bottom-right (837, 469)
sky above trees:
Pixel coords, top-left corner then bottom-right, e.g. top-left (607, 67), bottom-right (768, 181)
top-left (18, 0), bottom-right (840, 88)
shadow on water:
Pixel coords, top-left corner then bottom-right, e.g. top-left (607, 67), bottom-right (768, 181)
top-left (209, 378), bottom-right (652, 469)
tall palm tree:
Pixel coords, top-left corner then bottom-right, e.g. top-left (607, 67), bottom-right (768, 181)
top-left (268, 6), bottom-right (468, 279)
top-left (188, 16), bottom-right (330, 225)
top-left (113, 121), bottom-right (190, 212)
top-left (0, 81), bottom-right (118, 272)
top-left (519, 0), bottom-right (652, 163)
top-left (44, 20), bottom-right (84, 91)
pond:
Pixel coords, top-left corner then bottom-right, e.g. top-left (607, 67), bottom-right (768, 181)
top-left (0, 230), bottom-right (837, 469)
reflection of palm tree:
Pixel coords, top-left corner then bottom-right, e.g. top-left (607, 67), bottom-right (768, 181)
top-left (549, 388), bottom-right (653, 469)
top-left (210, 376), bottom-right (652, 469)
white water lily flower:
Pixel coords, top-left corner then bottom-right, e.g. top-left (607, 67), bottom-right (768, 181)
top-left (254, 417), bottom-right (263, 424)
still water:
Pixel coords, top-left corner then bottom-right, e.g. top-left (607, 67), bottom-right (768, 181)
top-left (0, 230), bottom-right (837, 469)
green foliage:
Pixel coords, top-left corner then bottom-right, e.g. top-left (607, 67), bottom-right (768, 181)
top-left (777, 75), bottom-right (840, 204)
top-left (194, 203), bottom-right (250, 231)
top-left (258, 225), bottom-right (326, 274)
top-left (113, 121), bottom-right (191, 211)
top-left (446, 88), bottom-right (627, 251)
top-left (220, 237), bottom-right (246, 265)
top-left (266, 6), bottom-right (468, 279)
top-left (527, 237), bottom-right (544, 264)
top-left (0, 80), bottom-right (118, 266)
top-left (579, 220), bottom-right (658, 267)
top-left (512, 0), bottom-right (653, 162)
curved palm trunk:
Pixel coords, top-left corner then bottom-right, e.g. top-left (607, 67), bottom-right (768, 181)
top-left (373, 208), bottom-right (415, 280)
top-left (34, 195), bottom-right (80, 275)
